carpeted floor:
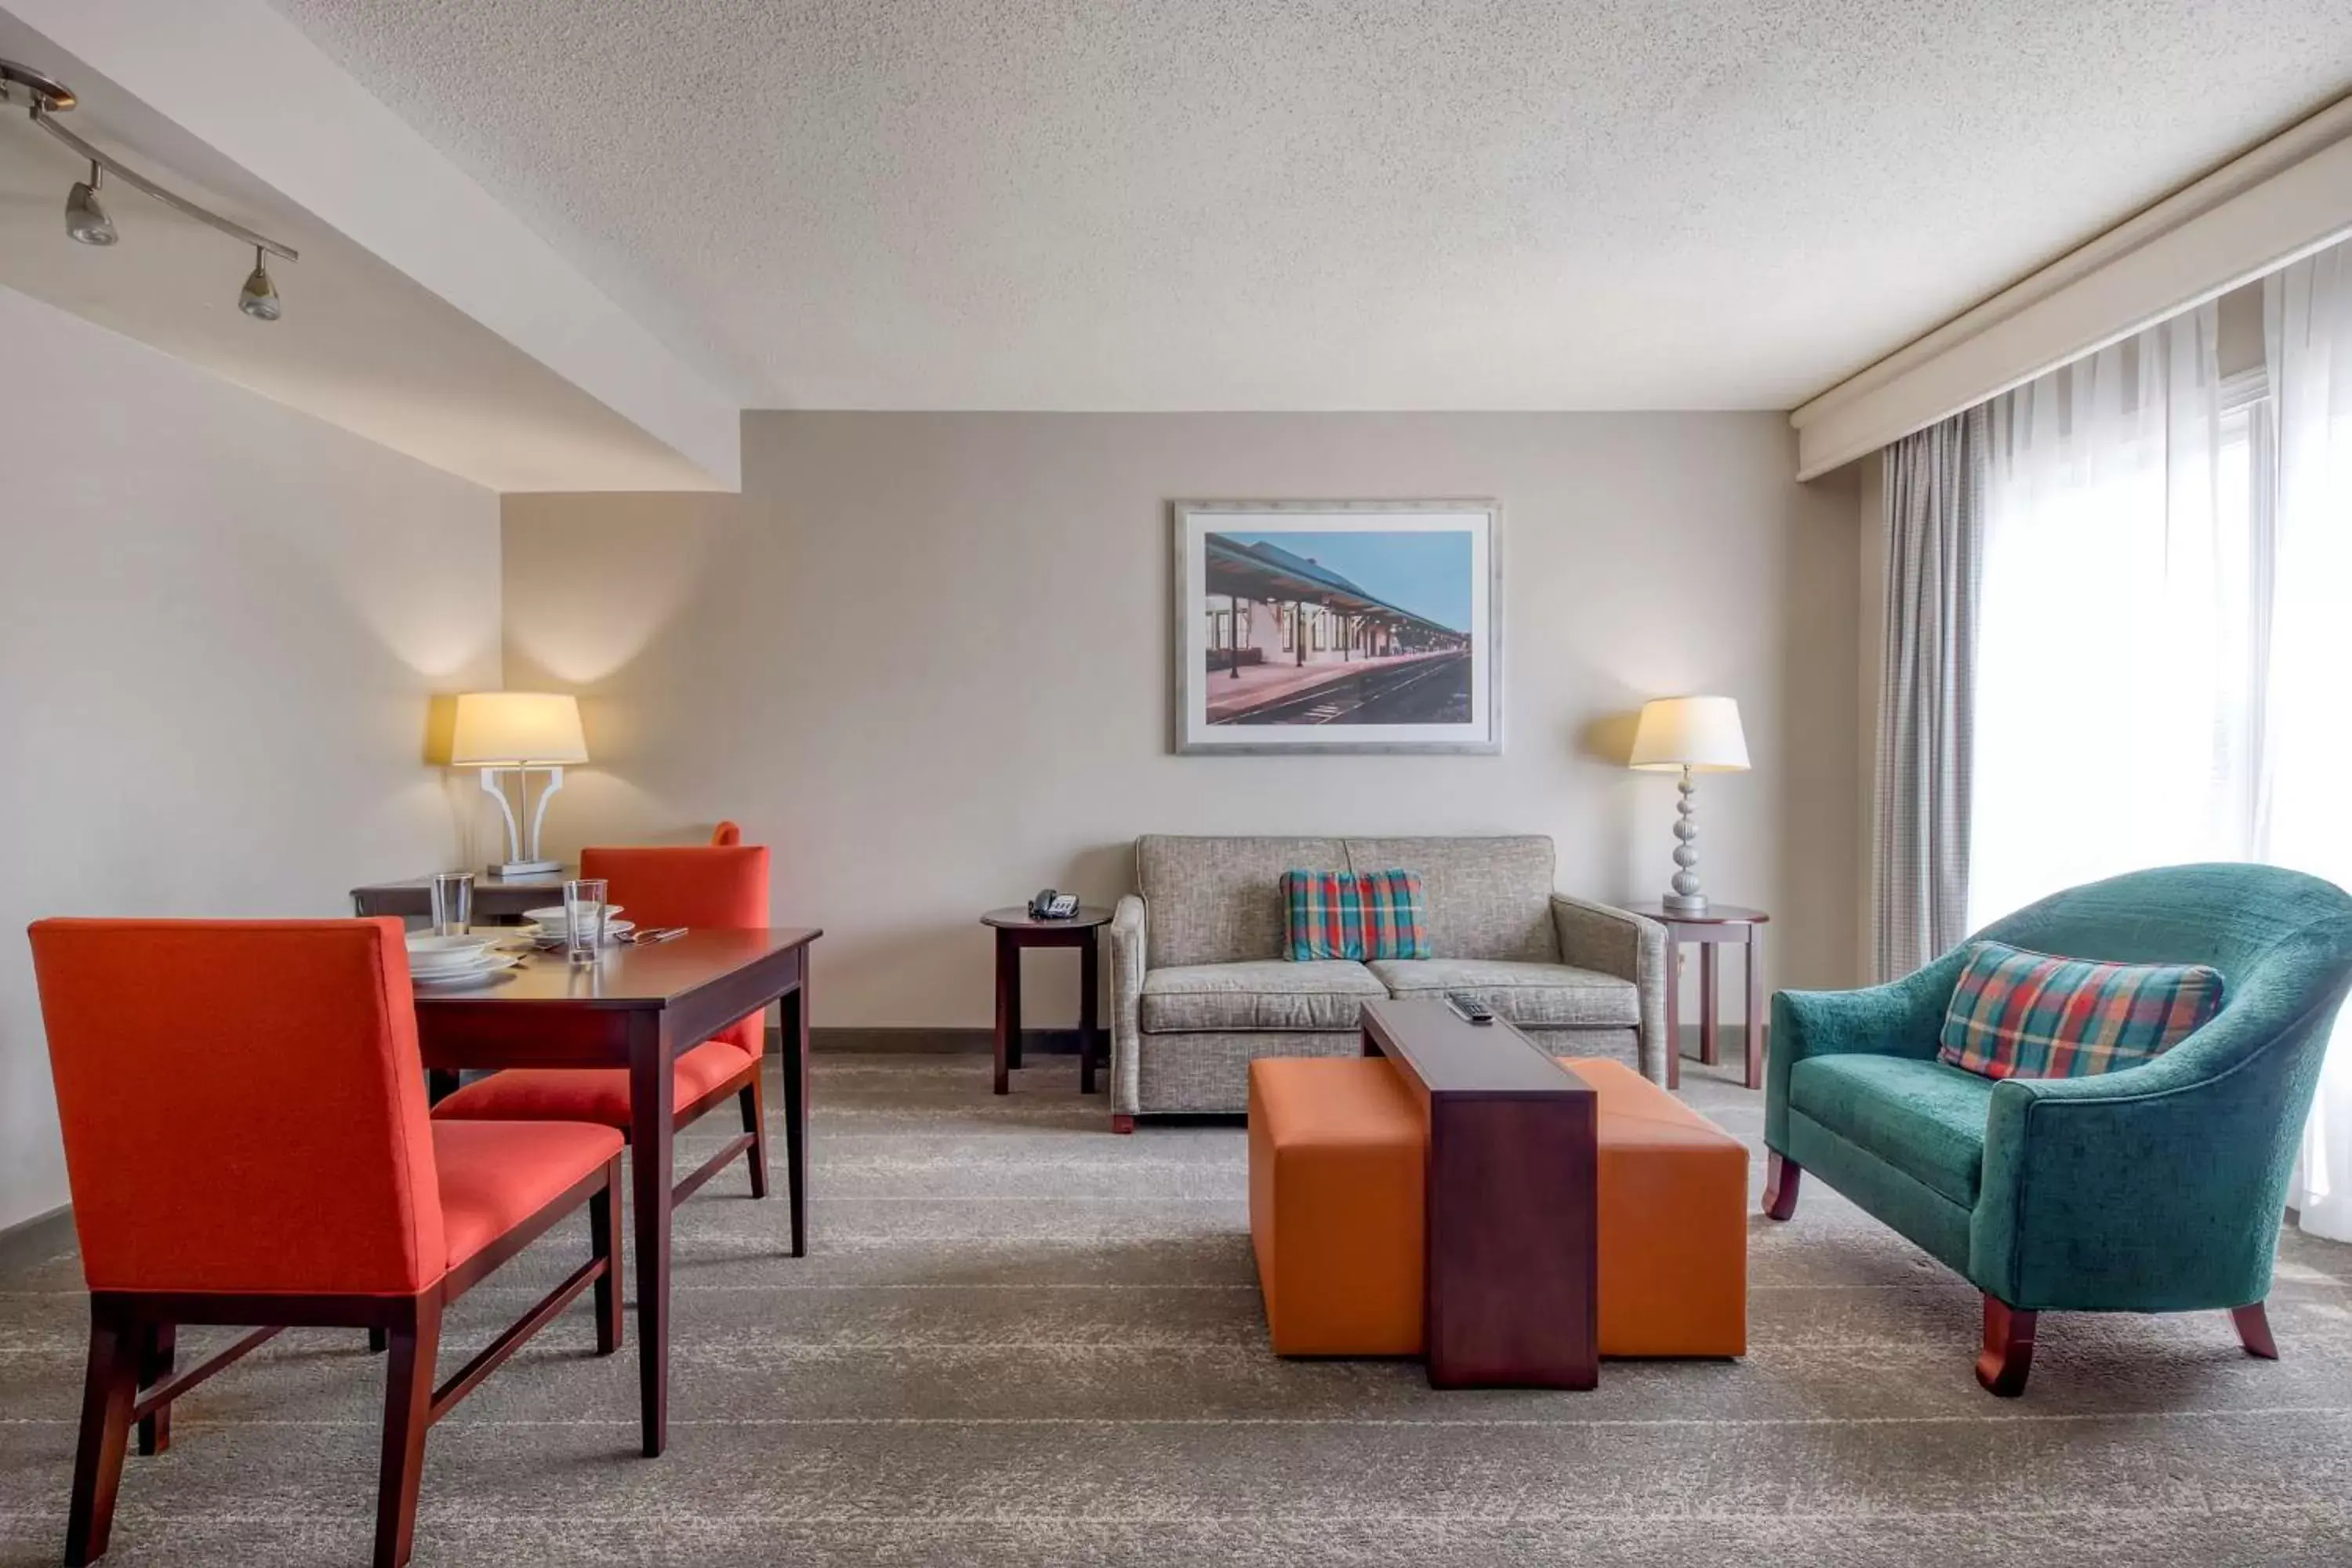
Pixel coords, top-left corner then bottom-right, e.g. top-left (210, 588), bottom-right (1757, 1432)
top-left (2, 1051), bottom-right (2350, 1566)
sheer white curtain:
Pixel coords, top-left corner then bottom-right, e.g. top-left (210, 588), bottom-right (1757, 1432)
top-left (1965, 246), bottom-right (2352, 1242)
top-left (2270, 245), bottom-right (2352, 1241)
top-left (1969, 303), bottom-right (2250, 930)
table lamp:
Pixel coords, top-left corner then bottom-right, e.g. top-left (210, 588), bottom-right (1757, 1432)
top-left (1628, 695), bottom-right (1749, 914)
top-left (449, 691), bottom-right (589, 877)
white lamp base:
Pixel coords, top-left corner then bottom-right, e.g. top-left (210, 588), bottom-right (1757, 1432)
top-left (479, 766), bottom-right (568, 881)
top-left (1663, 891), bottom-right (1709, 915)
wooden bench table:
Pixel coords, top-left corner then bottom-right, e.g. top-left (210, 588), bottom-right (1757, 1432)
top-left (1359, 999), bottom-right (1599, 1389)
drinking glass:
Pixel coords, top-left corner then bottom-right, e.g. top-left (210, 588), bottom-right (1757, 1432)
top-left (429, 871), bottom-right (474, 937)
top-left (563, 877), bottom-right (608, 966)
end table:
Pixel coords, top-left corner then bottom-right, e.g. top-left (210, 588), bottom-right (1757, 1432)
top-left (1623, 903), bottom-right (1769, 1091)
top-left (982, 906), bottom-right (1112, 1096)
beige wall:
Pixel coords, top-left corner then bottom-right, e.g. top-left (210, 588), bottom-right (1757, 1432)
top-left (504, 412), bottom-right (1860, 1033)
top-left (0, 286), bottom-right (503, 1229)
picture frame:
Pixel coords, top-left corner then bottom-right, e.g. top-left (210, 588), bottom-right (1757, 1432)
top-left (1171, 499), bottom-right (1504, 755)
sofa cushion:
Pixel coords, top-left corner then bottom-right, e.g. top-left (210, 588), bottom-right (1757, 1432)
top-left (1787, 1054), bottom-right (1994, 1207)
top-left (1367, 958), bottom-right (1638, 1028)
top-left (1139, 836), bottom-right (1349, 968)
top-left (1344, 837), bottom-right (1556, 961)
top-left (1141, 960), bottom-right (1386, 1033)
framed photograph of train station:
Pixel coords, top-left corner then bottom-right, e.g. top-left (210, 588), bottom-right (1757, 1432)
top-left (1171, 499), bottom-right (1503, 754)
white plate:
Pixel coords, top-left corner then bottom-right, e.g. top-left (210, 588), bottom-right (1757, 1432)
top-left (406, 933), bottom-right (496, 960)
top-left (523, 904), bottom-right (623, 927)
top-left (409, 946), bottom-right (510, 975)
top-left (412, 953), bottom-right (522, 989)
top-left (520, 919), bottom-right (636, 940)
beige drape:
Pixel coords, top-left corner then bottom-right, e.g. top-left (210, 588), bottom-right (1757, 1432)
top-left (1873, 405), bottom-right (1987, 982)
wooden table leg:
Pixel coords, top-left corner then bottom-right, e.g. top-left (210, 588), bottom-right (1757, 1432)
top-left (1745, 924), bottom-right (1766, 1090)
top-left (1664, 937), bottom-right (1682, 1091)
top-left (1080, 934), bottom-right (1101, 1095)
top-left (627, 1013), bottom-right (673, 1458)
top-left (1699, 941), bottom-right (1719, 1065)
top-left (781, 978), bottom-right (810, 1258)
top-left (993, 931), bottom-right (1020, 1094)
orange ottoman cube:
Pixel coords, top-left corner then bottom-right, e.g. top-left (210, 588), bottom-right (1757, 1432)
top-left (1247, 1054), bottom-right (1747, 1360)
top-left (1561, 1057), bottom-right (1748, 1358)
top-left (1248, 1057), bottom-right (1425, 1356)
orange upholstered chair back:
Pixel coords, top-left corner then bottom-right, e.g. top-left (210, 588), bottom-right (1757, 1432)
top-left (27, 919), bottom-right (445, 1297)
top-left (580, 844), bottom-right (771, 1054)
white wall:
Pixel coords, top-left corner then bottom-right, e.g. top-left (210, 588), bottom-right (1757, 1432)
top-left (504, 412), bottom-right (1860, 1033)
top-left (0, 286), bottom-right (503, 1229)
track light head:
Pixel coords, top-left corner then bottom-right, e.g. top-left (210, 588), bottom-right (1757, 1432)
top-left (64, 163), bottom-right (114, 246)
top-left (0, 58), bottom-right (75, 113)
top-left (238, 247), bottom-right (279, 321)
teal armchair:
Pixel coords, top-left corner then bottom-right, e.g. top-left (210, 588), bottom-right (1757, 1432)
top-left (1765, 864), bottom-right (2352, 1396)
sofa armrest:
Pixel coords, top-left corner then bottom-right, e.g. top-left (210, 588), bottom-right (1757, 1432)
top-left (1766, 953), bottom-right (1965, 1149)
top-left (1108, 895), bottom-right (1147, 1116)
top-left (1551, 895), bottom-right (1667, 1084)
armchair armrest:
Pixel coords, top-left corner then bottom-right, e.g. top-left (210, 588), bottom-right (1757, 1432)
top-left (1970, 988), bottom-right (2336, 1311)
top-left (1551, 895), bottom-right (1667, 1083)
top-left (1107, 895), bottom-right (1146, 1116)
top-left (1765, 952), bottom-right (1966, 1149)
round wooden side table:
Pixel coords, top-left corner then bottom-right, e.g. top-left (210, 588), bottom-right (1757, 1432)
top-left (1622, 903), bottom-right (1769, 1091)
top-left (982, 906), bottom-right (1113, 1096)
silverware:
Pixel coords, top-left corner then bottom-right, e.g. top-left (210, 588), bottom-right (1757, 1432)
top-left (632, 926), bottom-right (688, 945)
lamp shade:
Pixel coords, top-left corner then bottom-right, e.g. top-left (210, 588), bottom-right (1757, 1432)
top-left (1628, 695), bottom-right (1748, 772)
top-left (448, 692), bottom-right (588, 767)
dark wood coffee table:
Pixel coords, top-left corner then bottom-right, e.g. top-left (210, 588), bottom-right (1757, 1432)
top-left (1360, 999), bottom-right (1599, 1390)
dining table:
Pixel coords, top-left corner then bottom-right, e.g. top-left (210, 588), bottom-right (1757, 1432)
top-left (405, 927), bottom-right (822, 1457)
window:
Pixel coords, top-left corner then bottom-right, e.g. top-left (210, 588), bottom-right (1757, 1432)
top-left (1968, 308), bottom-right (2274, 927)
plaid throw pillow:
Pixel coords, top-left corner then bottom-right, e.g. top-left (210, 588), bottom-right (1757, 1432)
top-left (1938, 940), bottom-right (2224, 1081)
top-left (1281, 870), bottom-right (1363, 960)
top-left (1355, 869), bottom-right (1431, 960)
top-left (1279, 869), bottom-right (1431, 961)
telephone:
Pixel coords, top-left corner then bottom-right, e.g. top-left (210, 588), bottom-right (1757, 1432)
top-left (1029, 888), bottom-right (1080, 920)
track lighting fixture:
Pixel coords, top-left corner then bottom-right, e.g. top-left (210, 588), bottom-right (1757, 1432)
top-left (238, 247), bottom-right (280, 321)
top-left (64, 162), bottom-right (114, 246)
top-left (2, 56), bottom-right (297, 321)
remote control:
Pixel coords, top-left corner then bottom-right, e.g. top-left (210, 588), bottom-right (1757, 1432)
top-left (1445, 992), bottom-right (1495, 1025)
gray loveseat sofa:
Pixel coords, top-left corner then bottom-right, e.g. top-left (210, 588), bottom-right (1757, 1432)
top-left (1106, 835), bottom-right (1667, 1126)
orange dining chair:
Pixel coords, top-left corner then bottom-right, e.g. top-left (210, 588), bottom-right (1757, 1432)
top-left (432, 843), bottom-right (772, 1210)
top-left (27, 918), bottom-right (624, 1568)
top-left (710, 820), bottom-right (742, 845)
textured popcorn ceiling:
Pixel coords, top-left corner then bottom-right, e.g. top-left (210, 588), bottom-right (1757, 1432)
top-left (267, 0), bottom-right (2352, 412)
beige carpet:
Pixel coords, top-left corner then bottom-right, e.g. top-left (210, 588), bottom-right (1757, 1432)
top-left (1, 1052), bottom-right (2350, 1566)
